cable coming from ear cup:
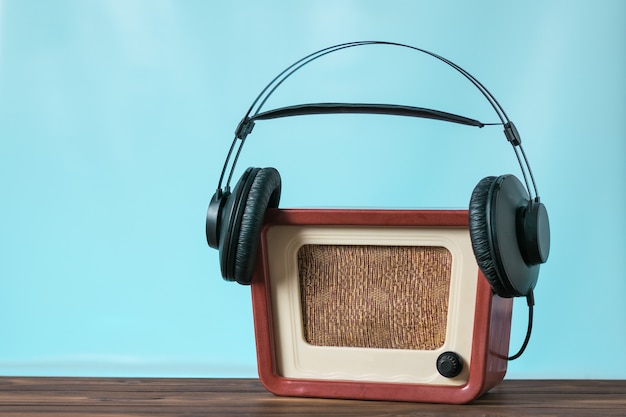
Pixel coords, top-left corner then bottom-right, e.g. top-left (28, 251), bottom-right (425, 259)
top-left (214, 41), bottom-right (542, 204)
top-left (508, 289), bottom-right (535, 360)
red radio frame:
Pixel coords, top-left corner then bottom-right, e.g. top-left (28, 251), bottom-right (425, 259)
top-left (250, 208), bottom-right (513, 404)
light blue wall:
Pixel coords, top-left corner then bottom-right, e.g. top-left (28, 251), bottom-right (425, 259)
top-left (0, 0), bottom-right (624, 379)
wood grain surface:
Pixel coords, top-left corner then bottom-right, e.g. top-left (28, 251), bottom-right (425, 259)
top-left (0, 378), bottom-right (625, 416)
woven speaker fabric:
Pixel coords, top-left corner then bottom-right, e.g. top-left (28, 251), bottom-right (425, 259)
top-left (297, 245), bottom-right (452, 350)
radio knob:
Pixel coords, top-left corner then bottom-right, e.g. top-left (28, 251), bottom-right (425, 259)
top-left (436, 351), bottom-right (463, 378)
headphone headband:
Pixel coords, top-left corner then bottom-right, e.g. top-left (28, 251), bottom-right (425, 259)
top-left (235, 102), bottom-right (489, 139)
top-left (215, 41), bottom-right (539, 201)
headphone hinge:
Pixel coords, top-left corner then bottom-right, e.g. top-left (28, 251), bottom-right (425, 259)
top-left (504, 121), bottom-right (522, 146)
top-left (235, 117), bottom-right (255, 140)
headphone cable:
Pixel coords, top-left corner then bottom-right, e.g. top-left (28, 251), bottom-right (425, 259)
top-left (508, 289), bottom-right (535, 361)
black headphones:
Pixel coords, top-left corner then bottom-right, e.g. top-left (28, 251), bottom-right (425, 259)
top-left (206, 41), bottom-right (550, 358)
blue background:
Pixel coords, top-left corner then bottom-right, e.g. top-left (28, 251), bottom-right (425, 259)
top-left (1, 0), bottom-right (624, 379)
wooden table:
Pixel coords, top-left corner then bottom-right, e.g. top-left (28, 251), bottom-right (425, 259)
top-left (0, 378), bottom-right (624, 416)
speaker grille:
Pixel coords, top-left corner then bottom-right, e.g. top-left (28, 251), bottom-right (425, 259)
top-left (297, 245), bottom-right (452, 350)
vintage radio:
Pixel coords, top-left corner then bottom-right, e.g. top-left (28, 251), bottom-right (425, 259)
top-left (250, 208), bottom-right (513, 404)
top-left (205, 41), bottom-right (550, 404)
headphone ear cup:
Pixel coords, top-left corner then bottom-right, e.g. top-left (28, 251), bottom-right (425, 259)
top-left (223, 167), bottom-right (281, 285)
top-left (469, 175), bottom-right (541, 298)
top-left (469, 176), bottom-right (513, 298)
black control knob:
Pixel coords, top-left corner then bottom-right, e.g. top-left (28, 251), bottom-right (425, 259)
top-left (437, 351), bottom-right (463, 378)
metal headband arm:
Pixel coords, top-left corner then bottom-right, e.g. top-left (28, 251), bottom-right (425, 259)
top-left (216, 41), bottom-right (540, 200)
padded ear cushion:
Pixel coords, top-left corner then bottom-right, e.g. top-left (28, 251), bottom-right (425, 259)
top-left (470, 175), bottom-right (540, 298)
top-left (218, 168), bottom-right (255, 281)
top-left (469, 176), bottom-right (513, 298)
top-left (228, 167), bottom-right (281, 285)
